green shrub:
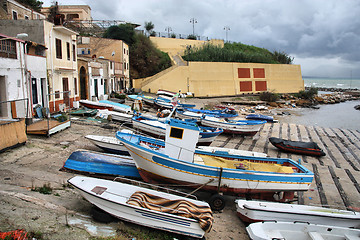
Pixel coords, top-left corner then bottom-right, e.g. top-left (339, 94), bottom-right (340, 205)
top-left (295, 87), bottom-right (318, 99)
top-left (259, 92), bottom-right (279, 102)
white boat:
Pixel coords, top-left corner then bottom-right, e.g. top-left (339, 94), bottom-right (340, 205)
top-left (68, 176), bottom-right (213, 238)
top-left (132, 115), bottom-right (223, 146)
top-left (85, 135), bottom-right (129, 155)
top-left (236, 199), bottom-right (360, 228)
top-left (116, 119), bottom-right (314, 209)
top-left (97, 109), bottom-right (133, 122)
top-left (246, 221), bottom-right (360, 240)
top-left (201, 115), bottom-right (266, 136)
top-left (99, 100), bottom-right (132, 113)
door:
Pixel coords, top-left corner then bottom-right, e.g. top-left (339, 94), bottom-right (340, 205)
top-left (94, 79), bottom-right (98, 99)
top-left (80, 66), bottom-right (87, 99)
top-left (32, 78), bottom-right (38, 105)
top-left (62, 77), bottom-right (69, 107)
top-left (0, 76), bottom-right (8, 118)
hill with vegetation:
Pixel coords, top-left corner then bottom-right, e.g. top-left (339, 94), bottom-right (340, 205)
top-left (182, 42), bottom-right (293, 64)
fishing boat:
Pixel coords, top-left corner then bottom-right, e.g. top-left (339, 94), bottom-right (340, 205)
top-left (269, 137), bottom-right (326, 157)
top-left (79, 100), bottom-right (114, 110)
top-left (85, 135), bottom-right (130, 155)
top-left (62, 150), bottom-right (140, 178)
top-left (183, 107), bottom-right (238, 118)
top-left (246, 114), bottom-right (277, 123)
top-left (98, 100), bottom-right (131, 113)
top-left (236, 199), bottom-right (360, 228)
top-left (97, 109), bottom-right (133, 123)
top-left (197, 146), bottom-right (268, 158)
top-left (70, 107), bottom-right (98, 117)
top-left (201, 116), bottom-right (266, 136)
top-left (154, 97), bottom-right (195, 110)
top-left (215, 105), bottom-right (236, 111)
top-left (116, 119), bottom-right (314, 210)
top-left (68, 176), bottom-right (214, 238)
top-left (246, 221), bottom-right (360, 240)
top-left (132, 115), bottom-right (223, 146)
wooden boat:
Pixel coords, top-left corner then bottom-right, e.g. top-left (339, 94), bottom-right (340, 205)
top-left (201, 116), bottom-right (266, 136)
top-left (62, 150), bottom-right (140, 178)
top-left (154, 97), bottom-right (195, 110)
top-left (269, 137), bottom-right (326, 157)
top-left (97, 109), bottom-right (133, 123)
top-left (183, 107), bottom-right (238, 118)
top-left (246, 221), bottom-right (360, 240)
top-left (236, 199), bottom-right (360, 228)
top-left (68, 176), bottom-right (213, 238)
top-left (98, 100), bottom-right (131, 113)
top-left (85, 135), bottom-right (130, 155)
top-left (79, 100), bottom-right (114, 110)
top-left (246, 114), bottom-right (277, 123)
top-left (132, 115), bottom-right (223, 146)
top-left (116, 119), bottom-right (314, 209)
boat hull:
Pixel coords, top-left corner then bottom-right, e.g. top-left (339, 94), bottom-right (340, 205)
top-left (79, 100), bottom-right (113, 110)
top-left (269, 137), bottom-right (326, 156)
top-left (236, 199), bottom-right (360, 228)
top-left (63, 150), bottom-right (140, 178)
top-left (69, 176), bottom-right (208, 238)
top-left (85, 135), bottom-right (130, 155)
top-left (246, 221), bottom-right (360, 240)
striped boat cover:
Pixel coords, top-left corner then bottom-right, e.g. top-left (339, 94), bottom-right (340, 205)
top-left (127, 191), bottom-right (214, 232)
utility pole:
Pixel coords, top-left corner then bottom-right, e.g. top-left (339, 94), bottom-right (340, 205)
top-left (190, 18), bottom-right (197, 36)
top-left (165, 27), bottom-right (172, 38)
top-left (224, 26), bottom-right (230, 42)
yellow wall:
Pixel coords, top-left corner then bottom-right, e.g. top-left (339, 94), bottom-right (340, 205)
top-left (150, 37), bottom-right (224, 55)
top-left (135, 62), bottom-right (304, 97)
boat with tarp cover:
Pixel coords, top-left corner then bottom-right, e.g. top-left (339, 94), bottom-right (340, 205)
top-left (269, 137), bottom-right (326, 157)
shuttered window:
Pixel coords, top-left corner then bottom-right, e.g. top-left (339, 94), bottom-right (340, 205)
top-left (56, 38), bottom-right (62, 59)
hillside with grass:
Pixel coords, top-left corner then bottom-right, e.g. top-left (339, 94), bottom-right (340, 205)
top-left (182, 42), bottom-right (293, 64)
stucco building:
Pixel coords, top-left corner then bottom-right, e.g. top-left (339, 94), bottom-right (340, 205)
top-left (41, 4), bottom-right (92, 22)
top-left (0, 0), bottom-right (45, 20)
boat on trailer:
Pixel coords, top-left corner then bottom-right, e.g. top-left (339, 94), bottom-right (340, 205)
top-left (201, 116), bottom-right (266, 136)
top-left (269, 137), bottom-right (326, 157)
top-left (69, 176), bottom-right (213, 238)
top-left (62, 150), bottom-right (140, 178)
top-left (116, 119), bottom-right (314, 210)
top-left (132, 115), bottom-right (223, 146)
top-left (246, 221), bottom-right (360, 240)
top-left (236, 199), bottom-right (360, 228)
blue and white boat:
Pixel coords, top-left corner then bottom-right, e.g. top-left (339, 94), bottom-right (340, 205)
top-left (182, 107), bottom-right (238, 118)
top-left (63, 150), bottom-right (140, 178)
top-left (116, 119), bottom-right (314, 209)
top-left (85, 135), bottom-right (130, 155)
top-left (99, 100), bottom-right (131, 113)
top-left (132, 115), bottom-right (223, 146)
top-left (246, 114), bottom-right (277, 123)
top-left (201, 116), bottom-right (266, 136)
top-left (154, 97), bottom-right (196, 109)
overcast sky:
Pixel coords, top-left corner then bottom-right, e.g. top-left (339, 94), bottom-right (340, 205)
top-left (43, 0), bottom-right (360, 78)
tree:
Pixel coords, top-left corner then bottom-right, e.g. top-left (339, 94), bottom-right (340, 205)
top-left (144, 21), bottom-right (154, 36)
top-left (103, 24), bottom-right (136, 45)
top-left (18, 0), bottom-right (43, 12)
top-left (187, 34), bottom-right (197, 40)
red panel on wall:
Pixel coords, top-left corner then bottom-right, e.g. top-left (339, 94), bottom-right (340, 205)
top-left (238, 68), bottom-right (250, 78)
top-left (253, 68), bottom-right (265, 78)
top-left (240, 81), bottom-right (252, 92)
top-left (255, 81), bottom-right (267, 91)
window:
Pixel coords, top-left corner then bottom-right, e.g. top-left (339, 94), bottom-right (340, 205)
top-left (127, 63), bottom-right (129, 70)
top-left (238, 68), bottom-right (250, 78)
top-left (66, 42), bottom-right (70, 60)
top-left (240, 81), bottom-right (252, 92)
top-left (255, 81), bottom-right (267, 91)
top-left (110, 62), bottom-right (112, 69)
top-left (0, 39), bottom-right (17, 59)
top-left (124, 48), bottom-right (125, 54)
top-left (253, 68), bottom-right (265, 78)
top-left (12, 11), bottom-right (17, 20)
top-left (169, 127), bottom-right (183, 139)
top-left (72, 44), bottom-right (76, 61)
top-left (25, 15), bottom-right (29, 20)
top-left (55, 38), bottom-right (62, 59)
top-left (74, 78), bottom-right (77, 95)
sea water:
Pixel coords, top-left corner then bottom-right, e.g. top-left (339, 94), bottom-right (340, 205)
top-left (303, 77), bottom-right (360, 89)
top-left (276, 100), bottom-right (360, 130)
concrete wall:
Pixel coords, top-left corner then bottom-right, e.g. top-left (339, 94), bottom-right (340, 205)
top-left (135, 62), bottom-right (304, 97)
top-left (150, 37), bottom-right (224, 55)
top-left (0, 20), bottom-right (46, 44)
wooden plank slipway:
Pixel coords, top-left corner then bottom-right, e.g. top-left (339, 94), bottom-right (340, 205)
top-left (26, 119), bottom-right (71, 136)
top-left (211, 122), bottom-right (360, 212)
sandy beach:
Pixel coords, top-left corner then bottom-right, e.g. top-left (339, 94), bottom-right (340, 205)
top-left (0, 97), bottom-right (359, 239)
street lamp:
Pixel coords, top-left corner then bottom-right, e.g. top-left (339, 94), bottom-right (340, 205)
top-left (190, 18), bottom-right (197, 36)
top-left (165, 27), bottom-right (172, 38)
top-left (224, 26), bottom-right (230, 43)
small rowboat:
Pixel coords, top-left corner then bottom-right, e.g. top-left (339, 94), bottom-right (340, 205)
top-left (246, 114), bottom-right (277, 123)
top-left (246, 221), bottom-right (360, 240)
top-left (79, 100), bottom-right (114, 110)
top-left (236, 199), bottom-right (360, 228)
top-left (85, 135), bottom-right (129, 155)
top-left (269, 137), bottom-right (326, 157)
top-left (69, 176), bottom-right (213, 238)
